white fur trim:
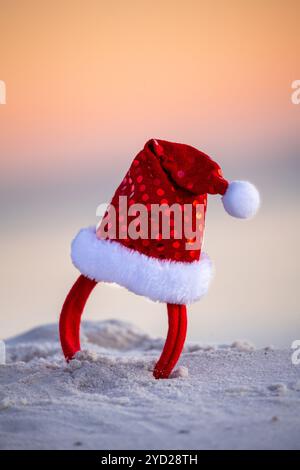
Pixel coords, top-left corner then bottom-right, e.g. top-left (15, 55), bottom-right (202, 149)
top-left (71, 227), bottom-right (213, 305)
top-left (222, 180), bottom-right (260, 219)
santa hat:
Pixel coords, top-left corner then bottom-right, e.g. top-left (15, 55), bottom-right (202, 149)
top-left (71, 139), bottom-right (260, 305)
top-left (60, 139), bottom-right (260, 379)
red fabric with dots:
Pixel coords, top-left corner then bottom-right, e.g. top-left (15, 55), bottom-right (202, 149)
top-left (97, 139), bottom-right (228, 263)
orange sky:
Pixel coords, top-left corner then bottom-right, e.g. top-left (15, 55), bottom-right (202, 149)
top-left (0, 1), bottom-right (299, 344)
top-left (0, 0), bottom-right (299, 182)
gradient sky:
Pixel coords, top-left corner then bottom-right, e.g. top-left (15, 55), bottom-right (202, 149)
top-left (0, 1), bottom-right (299, 345)
top-left (0, 0), bottom-right (299, 183)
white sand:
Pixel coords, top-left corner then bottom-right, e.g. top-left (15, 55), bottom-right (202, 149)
top-left (0, 320), bottom-right (300, 450)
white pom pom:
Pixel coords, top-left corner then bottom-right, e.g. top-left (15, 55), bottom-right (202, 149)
top-left (222, 181), bottom-right (260, 219)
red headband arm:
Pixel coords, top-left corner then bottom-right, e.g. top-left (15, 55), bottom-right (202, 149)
top-left (59, 275), bottom-right (187, 379)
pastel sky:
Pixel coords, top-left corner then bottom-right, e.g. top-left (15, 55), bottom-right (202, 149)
top-left (0, 1), bottom-right (299, 345)
top-left (0, 0), bottom-right (299, 184)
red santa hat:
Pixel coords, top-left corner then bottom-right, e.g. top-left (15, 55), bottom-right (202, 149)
top-left (60, 139), bottom-right (260, 378)
top-left (71, 139), bottom-right (260, 305)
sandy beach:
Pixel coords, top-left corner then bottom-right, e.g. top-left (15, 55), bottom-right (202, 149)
top-left (0, 320), bottom-right (300, 450)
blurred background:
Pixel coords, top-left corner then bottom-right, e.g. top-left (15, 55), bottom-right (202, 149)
top-left (0, 0), bottom-right (299, 347)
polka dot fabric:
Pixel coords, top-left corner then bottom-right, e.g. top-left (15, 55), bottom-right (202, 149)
top-left (97, 139), bottom-right (229, 264)
top-left (62, 139), bottom-right (259, 380)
